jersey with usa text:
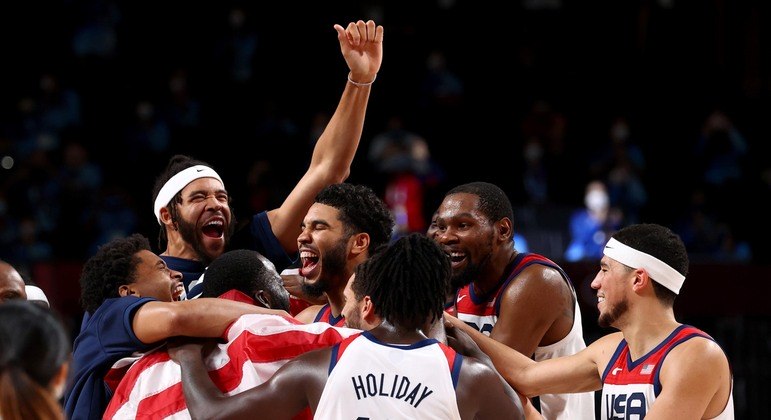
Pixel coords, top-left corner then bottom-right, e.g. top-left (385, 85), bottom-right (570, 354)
top-left (601, 324), bottom-right (734, 420)
top-left (454, 252), bottom-right (595, 420)
top-left (314, 331), bottom-right (462, 420)
top-left (313, 303), bottom-right (346, 327)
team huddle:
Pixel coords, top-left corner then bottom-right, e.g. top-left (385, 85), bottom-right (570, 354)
top-left (0, 18), bottom-right (734, 420)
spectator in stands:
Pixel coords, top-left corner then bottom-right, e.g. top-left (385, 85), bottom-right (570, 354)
top-left (564, 180), bottom-right (623, 262)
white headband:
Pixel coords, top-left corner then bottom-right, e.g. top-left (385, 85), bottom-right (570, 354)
top-left (25, 285), bottom-right (50, 307)
top-left (153, 165), bottom-right (224, 225)
top-left (603, 237), bottom-right (685, 294)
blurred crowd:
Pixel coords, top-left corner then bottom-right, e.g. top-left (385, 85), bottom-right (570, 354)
top-left (0, 1), bottom-right (769, 280)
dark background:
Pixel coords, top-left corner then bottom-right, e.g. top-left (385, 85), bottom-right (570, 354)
top-left (0, 1), bottom-right (769, 417)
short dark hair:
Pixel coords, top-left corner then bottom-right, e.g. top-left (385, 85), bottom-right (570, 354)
top-left (79, 234), bottom-right (151, 313)
top-left (0, 301), bottom-right (70, 420)
top-left (446, 181), bottom-right (514, 225)
top-left (200, 249), bottom-right (290, 311)
top-left (315, 183), bottom-right (394, 252)
top-left (612, 223), bottom-right (689, 306)
top-left (353, 233), bottom-right (450, 330)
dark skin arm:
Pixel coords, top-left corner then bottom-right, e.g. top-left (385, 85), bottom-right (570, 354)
top-left (447, 323), bottom-right (525, 418)
top-left (492, 264), bottom-right (575, 357)
top-left (448, 321), bottom-right (544, 419)
top-left (455, 355), bottom-right (524, 420)
top-left (169, 341), bottom-right (331, 420)
top-left (133, 298), bottom-right (287, 344)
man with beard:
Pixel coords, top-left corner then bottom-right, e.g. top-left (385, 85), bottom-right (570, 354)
top-left (428, 182), bottom-right (595, 419)
top-left (445, 223), bottom-right (735, 420)
top-left (151, 19), bottom-right (384, 294)
top-left (293, 183), bottom-right (393, 326)
top-left (169, 233), bottom-right (525, 419)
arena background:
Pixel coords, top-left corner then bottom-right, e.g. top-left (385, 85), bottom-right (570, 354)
top-left (0, 1), bottom-right (768, 417)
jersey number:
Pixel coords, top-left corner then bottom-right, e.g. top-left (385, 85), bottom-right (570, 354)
top-left (463, 320), bottom-right (494, 335)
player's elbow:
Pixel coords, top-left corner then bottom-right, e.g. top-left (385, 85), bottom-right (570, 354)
top-left (336, 167), bottom-right (351, 182)
top-left (498, 364), bottom-right (538, 396)
top-left (326, 160), bottom-right (351, 183)
top-left (308, 159), bottom-right (351, 185)
top-left (516, 381), bottom-right (541, 399)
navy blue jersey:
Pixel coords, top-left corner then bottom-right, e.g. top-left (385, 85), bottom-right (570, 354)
top-left (238, 211), bottom-right (295, 272)
top-left (159, 255), bottom-right (204, 291)
top-left (65, 296), bottom-right (157, 420)
top-left (313, 303), bottom-right (346, 327)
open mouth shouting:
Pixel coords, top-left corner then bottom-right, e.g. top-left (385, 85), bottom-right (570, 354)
top-left (201, 216), bottom-right (225, 239)
top-left (299, 249), bottom-right (320, 279)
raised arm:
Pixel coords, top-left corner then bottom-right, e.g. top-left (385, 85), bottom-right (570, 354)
top-left (446, 314), bottom-right (608, 397)
top-left (267, 20), bottom-right (384, 253)
top-left (170, 341), bottom-right (330, 420)
top-left (131, 298), bottom-right (286, 344)
top-left (645, 337), bottom-right (733, 419)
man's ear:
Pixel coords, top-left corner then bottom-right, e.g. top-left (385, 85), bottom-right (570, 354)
top-left (254, 290), bottom-right (271, 309)
top-left (118, 285), bottom-right (134, 297)
top-left (350, 233), bottom-right (371, 257)
top-left (631, 268), bottom-right (650, 294)
top-left (497, 218), bottom-right (513, 241)
top-left (159, 206), bottom-right (176, 231)
top-left (361, 296), bottom-right (374, 320)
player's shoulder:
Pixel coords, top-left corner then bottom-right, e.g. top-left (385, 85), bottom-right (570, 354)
top-left (457, 354), bottom-right (498, 382)
top-left (295, 304), bottom-right (325, 323)
top-left (666, 332), bottom-right (728, 365)
top-left (519, 260), bottom-right (566, 283)
top-left (505, 261), bottom-right (569, 297)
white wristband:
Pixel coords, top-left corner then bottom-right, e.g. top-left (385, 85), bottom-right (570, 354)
top-left (347, 72), bottom-right (376, 86)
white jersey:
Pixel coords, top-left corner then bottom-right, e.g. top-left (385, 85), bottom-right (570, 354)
top-left (533, 299), bottom-right (595, 419)
top-left (455, 252), bottom-right (596, 419)
top-left (314, 331), bottom-right (462, 420)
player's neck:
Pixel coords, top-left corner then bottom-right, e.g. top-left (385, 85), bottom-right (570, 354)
top-left (622, 308), bottom-right (679, 359)
top-left (368, 321), bottom-right (429, 345)
top-left (164, 232), bottom-right (201, 261)
top-left (327, 289), bottom-right (346, 317)
top-left (475, 249), bottom-right (517, 293)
